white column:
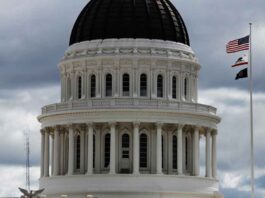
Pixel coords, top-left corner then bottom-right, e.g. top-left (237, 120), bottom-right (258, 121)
top-left (193, 126), bottom-right (200, 176)
top-left (212, 130), bottom-right (217, 178)
top-left (44, 129), bottom-right (50, 177)
top-left (133, 122), bottom-right (140, 174)
top-left (87, 123), bottom-right (94, 174)
top-left (80, 127), bottom-right (85, 174)
top-left (156, 123), bottom-right (163, 174)
top-left (177, 124), bottom-right (183, 175)
top-left (53, 126), bottom-right (60, 176)
top-left (95, 129), bottom-right (101, 173)
top-left (109, 122), bottom-right (116, 174)
top-left (206, 129), bottom-right (212, 178)
top-left (68, 125), bottom-right (74, 175)
top-left (40, 130), bottom-right (45, 177)
top-left (51, 135), bottom-right (54, 175)
top-left (60, 131), bottom-right (65, 175)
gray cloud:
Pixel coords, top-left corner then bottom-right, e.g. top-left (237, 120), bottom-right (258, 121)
top-left (0, 0), bottom-right (86, 89)
top-left (0, 86), bottom-right (59, 166)
top-left (175, 0), bottom-right (265, 91)
top-left (221, 187), bottom-right (263, 198)
top-left (0, 0), bottom-right (265, 90)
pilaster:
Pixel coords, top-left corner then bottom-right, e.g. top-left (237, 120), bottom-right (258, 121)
top-left (67, 124), bottom-right (74, 175)
top-left (177, 124), bottom-right (184, 175)
top-left (109, 122), bottom-right (116, 174)
top-left (206, 128), bottom-right (212, 178)
top-left (133, 122), bottom-right (140, 174)
top-left (212, 130), bottom-right (217, 178)
top-left (87, 123), bottom-right (94, 174)
top-left (156, 122), bottom-right (163, 174)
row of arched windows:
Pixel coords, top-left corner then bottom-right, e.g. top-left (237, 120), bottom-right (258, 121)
top-left (74, 133), bottom-right (191, 171)
top-left (67, 73), bottom-right (190, 100)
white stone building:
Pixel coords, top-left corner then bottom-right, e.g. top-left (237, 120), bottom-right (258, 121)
top-left (38, 0), bottom-right (223, 197)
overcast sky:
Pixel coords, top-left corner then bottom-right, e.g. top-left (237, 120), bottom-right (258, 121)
top-left (0, 0), bottom-right (265, 197)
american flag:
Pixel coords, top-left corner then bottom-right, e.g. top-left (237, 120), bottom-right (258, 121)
top-left (226, 35), bottom-right (250, 53)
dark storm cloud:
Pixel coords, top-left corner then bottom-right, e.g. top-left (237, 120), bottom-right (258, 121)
top-left (0, 1), bottom-right (87, 89)
top-left (1, 0), bottom-right (265, 90)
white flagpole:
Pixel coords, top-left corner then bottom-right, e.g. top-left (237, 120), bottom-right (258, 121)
top-left (249, 22), bottom-right (255, 198)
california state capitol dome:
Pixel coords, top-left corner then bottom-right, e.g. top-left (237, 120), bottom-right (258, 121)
top-left (38, 0), bottom-right (223, 197)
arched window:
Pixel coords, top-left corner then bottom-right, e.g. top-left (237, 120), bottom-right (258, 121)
top-left (105, 74), bottom-right (112, 97)
top-left (67, 77), bottom-right (71, 99)
top-left (172, 135), bottom-right (177, 169)
top-left (122, 134), bottom-right (130, 158)
top-left (91, 75), bottom-right (96, 98)
top-left (77, 76), bottom-right (82, 99)
top-left (185, 136), bottom-right (189, 168)
top-left (75, 135), bottom-right (81, 169)
top-left (93, 134), bottom-right (95, 168)
top-left (184, 77), bottom-right (188, 100)
top-left (104, 133), bottom-right (111, 167)
top-left (172, 76), bottom-right (177, 99)
top-left (123, 74), bottom-right (130, 96)
top-left (140, 134), bottom-right (148, 168)
top-left (140, 74), bottom-right (147, 97)
top-left (157, 75), bottom-right (163, 98)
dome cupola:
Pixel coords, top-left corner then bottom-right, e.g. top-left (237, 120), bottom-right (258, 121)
top-left (70, 0), bottom-right (190, 45)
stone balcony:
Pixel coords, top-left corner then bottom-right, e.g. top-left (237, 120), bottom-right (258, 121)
top-left (41, 98), bottom-right (217, 115)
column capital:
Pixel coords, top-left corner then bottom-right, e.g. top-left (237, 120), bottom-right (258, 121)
top-left (108, 122), bottom-right (117, 128)
top-left (45, 127), bottom-right (54, 134)
top-left (86, 122), bottom-right (94, 128)
top-left (76, 124), bottom-right (86, 132)
top-left (192, 125), bottom-right (201, 131)
top-left (53, 125), bottom-right (62, 132)
top-left (40, 128), bottom-right (46, 134)
top-left (156, 122), bottom-right (163, 128)
top-left (212, 129), bottom-right (218, 136)
top-left (205, 127), bottom-right (212, 134)
top-left (177, 123), bottom-right (185, 130)
top-left (66, 123), bottom-right (74, 129)
top-left (133, 122), bottom-right (140, 128)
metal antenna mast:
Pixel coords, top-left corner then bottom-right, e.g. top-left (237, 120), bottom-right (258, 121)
top-left (25, 132), bottom-right (31, 191)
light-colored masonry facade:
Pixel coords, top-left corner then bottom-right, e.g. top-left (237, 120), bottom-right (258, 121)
top-left (38, 39), bottom-right (223, 198)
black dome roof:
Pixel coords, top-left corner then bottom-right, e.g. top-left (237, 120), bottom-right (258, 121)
top-left (70, 0), bottom-right (190, 46)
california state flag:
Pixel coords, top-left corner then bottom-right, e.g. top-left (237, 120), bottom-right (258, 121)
top-left (232, 55), bottom-right (248, 67)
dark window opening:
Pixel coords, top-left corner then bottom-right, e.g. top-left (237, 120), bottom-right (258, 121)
top-left (78, 76), bottom-right (82, 99)
top-left (76, 135), bottom-right (81, 169)
top-left (184, 78), bottom-right (188, 100)
top-left (104, 134), bottom-right (111, 167)
top-left (172, 76), bottom-right (177, 99)
top-left (123, 74), bottom-right (130, 96)
top-left (173, 135), bottom-right (177, 169)
top-left (140, 74), bottom-right (147, 96)
top-left (157, 75), bottom-right (163, 97)
top-left (91, 75), bottom-right (96, 98)
top-left (106, 74), bottom-right (112, 97)
top-left (140, 134), bottom-right (148, 168)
